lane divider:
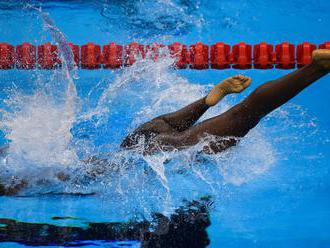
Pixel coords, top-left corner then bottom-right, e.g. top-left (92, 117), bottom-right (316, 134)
top-left (0, 41), bottom-right (329, 70)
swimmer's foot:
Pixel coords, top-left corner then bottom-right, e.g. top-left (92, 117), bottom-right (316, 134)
top-left (312, 49), bottom-right (330, 71)
top-left (205, 75), bottom-right (252, 106)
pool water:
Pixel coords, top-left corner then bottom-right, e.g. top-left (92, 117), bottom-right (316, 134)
top-left (0, 0), bottom-right (330, 247)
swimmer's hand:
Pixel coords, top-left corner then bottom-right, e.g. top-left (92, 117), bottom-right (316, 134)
top-left (206, 75), bottom-right (252, 106)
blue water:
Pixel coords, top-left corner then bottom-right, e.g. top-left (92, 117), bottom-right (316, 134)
top-left (0, 1), bottom-right (330, 247)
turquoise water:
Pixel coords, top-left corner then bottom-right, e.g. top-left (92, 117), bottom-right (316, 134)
top-left (0, 1), bottom-right (330, 247)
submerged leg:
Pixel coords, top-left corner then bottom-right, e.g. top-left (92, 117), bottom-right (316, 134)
top-left (154, 50), bottom-right (330, 153)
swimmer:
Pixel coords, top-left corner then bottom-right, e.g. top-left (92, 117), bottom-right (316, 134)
top-left (1, 49), bottom-right (329, 196)
top-left (121, 49), bottom-right (330, 154)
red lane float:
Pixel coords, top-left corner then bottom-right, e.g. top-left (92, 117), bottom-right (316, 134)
top-left (253, 42), bottom-right (275, 69)
top-left (81, 43), bottom-right (102, 69)
top-left (124, 42), bottom-right (145, 66)
top-left (275, 42), bottom-right (295, 69)
top-left (190, 42), bottom-right (209, 69)
top-left (0, 43), bottom-right (15, 69)
top-left (103, 42), bottom-right (122, 69)
top-left (232, 42), bottom-right (252, 69)
top-left (210, 42), bottom-right (231, 69)
top-left (0, 41), bottom-right (329, 70)
top-left (296, 42), bottom-right (317, 68)
top-left (38, 43), bottom-right (60, 69)
top-left (16, 43), bottom-right (36, 69)
top-left (146, 43), bottom-right (165, 62)
top-left (68, 43), bottom-right (80, 66)
top-left (319, 42), bottom-right (330, 49)
top-left (168, 42), bottom-right (189, 68)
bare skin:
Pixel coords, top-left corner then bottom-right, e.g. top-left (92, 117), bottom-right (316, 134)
top-left (205, 75), bottom-right (251, 106)
top-left (120, 75), bottom-right (251, 153)
top-left (121, 49), bottom-right (330, 154)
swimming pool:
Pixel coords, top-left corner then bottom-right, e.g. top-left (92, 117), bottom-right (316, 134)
top-left (0, 0), bottom-right (330, 247)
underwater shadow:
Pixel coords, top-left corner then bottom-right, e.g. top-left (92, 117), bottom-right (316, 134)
top-left (0, 197), bottom-right (212, 247)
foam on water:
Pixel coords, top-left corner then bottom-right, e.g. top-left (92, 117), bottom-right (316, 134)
top-left (1, 6), bottom-right (79, 168)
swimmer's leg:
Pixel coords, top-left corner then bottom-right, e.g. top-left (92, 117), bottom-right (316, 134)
top-left (155, 75), bottom-right (251, 132)
top-left (154, 50), bottom-right (330, 153)
top-left (238, 49), bottom-right (330, 120)
top-left (154, 97), bottom-right (209, 132)
top-left (121, 97), bottom-right (210, 149)
top-left (121, 76), bottom-right (250, 149)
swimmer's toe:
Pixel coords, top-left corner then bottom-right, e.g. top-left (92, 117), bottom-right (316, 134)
top-left (205, 75), bottom-right (251, 106)
top-left (312, 49), bottom-right (330, 71)
top-left (223, 75), bottom-right (251, 94)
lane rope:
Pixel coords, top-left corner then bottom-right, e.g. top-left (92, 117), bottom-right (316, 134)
top-left (0, 41), bottom-right (329, 70)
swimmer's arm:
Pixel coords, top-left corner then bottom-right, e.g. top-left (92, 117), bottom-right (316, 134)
top-left (0, 180), bottom-right (28, 196)
top-left (0, 144), bottom-right (9, 157)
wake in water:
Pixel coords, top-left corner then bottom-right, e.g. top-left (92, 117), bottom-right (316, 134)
top-left (100, 0), bottom-right (204, 38)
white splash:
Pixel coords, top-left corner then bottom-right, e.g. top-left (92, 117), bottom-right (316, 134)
top-left (0, 6), bottom-right (295, 217)
top-left (1, 92), bottom-right (77, 167)
top-left (95, 51), bottom-right (277, 191)
top-left (0, 47), bottom-right (277, 196)
top-left (0, 7), bottom-right (79, 168)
